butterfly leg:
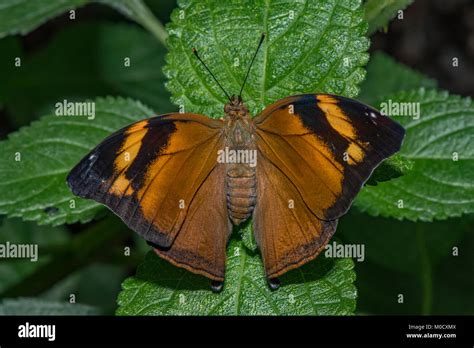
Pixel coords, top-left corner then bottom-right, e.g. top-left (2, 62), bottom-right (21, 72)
top-left (211, 280), bottom-right (224, 293)
top-left (267, 277), bottom-right (281, 291)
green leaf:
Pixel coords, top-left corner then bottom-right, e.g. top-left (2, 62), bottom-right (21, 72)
top-left (0, 0), bottom-right (166, 44)
top-left (364, 0), bottom-right (413, 35)
top-left (0, 298), bottom-right (100, 315)
top-left (165, 0), bottom-right (369, 118)
top-left (117, 239), bottom-right (356, 315)
top-left (0, 97), bottom-right (154, 225)
top-left (0, 218), bottom-right (69, 293)
top-left (0, 23), bottom-right (173, 126)
top-left (365, 153), bottom-right (413, 186)
top-left (238, 219), bottom-right (258, 253)
top-left (0, 0), bottom-right (89, 38)
top-left (338, 210), bottom-right (474, 314)
top-left (355, 89), bottom-right (474, 221)
top-left (358, 51), bottom-right (437, 105)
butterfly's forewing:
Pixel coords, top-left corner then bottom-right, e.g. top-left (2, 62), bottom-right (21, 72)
top-left (254, 94), bottom-right (405, 221)
top-left (67, 113), bottom-right (231, 278)
top-left (253, 94), bottom-right (404, 278)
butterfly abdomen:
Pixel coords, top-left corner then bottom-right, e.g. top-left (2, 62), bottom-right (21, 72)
top-left (226, 164), bottom-right (257, 225)
top-left (223, 111), bottom-right (258, 226)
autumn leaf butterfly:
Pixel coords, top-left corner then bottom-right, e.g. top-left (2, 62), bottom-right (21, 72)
top-left (67, 34), bottom-right (404, 291)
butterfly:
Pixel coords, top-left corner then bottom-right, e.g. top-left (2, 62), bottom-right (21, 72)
top-left (67, 34), bottom-right (405, 291)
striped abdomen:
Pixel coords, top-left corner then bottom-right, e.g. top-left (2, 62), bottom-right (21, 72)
top-left (226, 164), bottom-right (257, 225)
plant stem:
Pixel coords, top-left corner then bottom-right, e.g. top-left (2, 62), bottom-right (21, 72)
top-left (104, 0), bottom-right (168, 45)
top-left (416, 227), bottom-right (432, 315)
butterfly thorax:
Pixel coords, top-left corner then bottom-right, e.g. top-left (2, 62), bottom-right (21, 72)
top-left (223, 98), bottom-right (257, 226)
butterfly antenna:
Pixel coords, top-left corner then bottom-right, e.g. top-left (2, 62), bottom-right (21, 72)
top-left (239, 33), bottom-right (266, 99)
top-left (192, 48), bottom-right (232, 102)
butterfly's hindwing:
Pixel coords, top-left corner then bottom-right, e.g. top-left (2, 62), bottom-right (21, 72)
top-left (154, 163), bottom-right (231, 281)
top-left (253, 152), bottom-right (338, 279)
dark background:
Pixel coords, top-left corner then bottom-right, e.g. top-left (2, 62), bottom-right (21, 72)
top-left (371, 0), bottom-right (474, 97)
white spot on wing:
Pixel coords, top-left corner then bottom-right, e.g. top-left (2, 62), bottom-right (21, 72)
top-left (369, 112), bottom-right (378, 125)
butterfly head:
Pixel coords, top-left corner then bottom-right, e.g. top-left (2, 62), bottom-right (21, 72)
top-left (224, 95), bottom-right (249, 119)
top-left (193, 33), bottom-right (265, 119)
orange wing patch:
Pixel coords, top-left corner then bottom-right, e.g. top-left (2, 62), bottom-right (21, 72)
top-left (135, 133), bottom-right (222, 245)
top-left (67, 113), bottom-right (225, 248)
top-left (255, 129), bottom-right (343, 218)
top-left (110, 120), bottom-right (148, 195)
top-left (316, 95), bottom-right (368, 165)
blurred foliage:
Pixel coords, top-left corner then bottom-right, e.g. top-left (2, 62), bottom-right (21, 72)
top-left (0, 23), bottom-right (171, 127)
top-left (0, 218), bottom-right (69, 293)
top-left (338, 210), bottom-right (474, 314)
top-left (0, 298), bottom-right (101, 315)
top-left (0, 0), bottom-right (90, 38)
top-left (359, 51), bottom-right (437, 105)
top-left (364, 0), bottom-right (414, 35)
